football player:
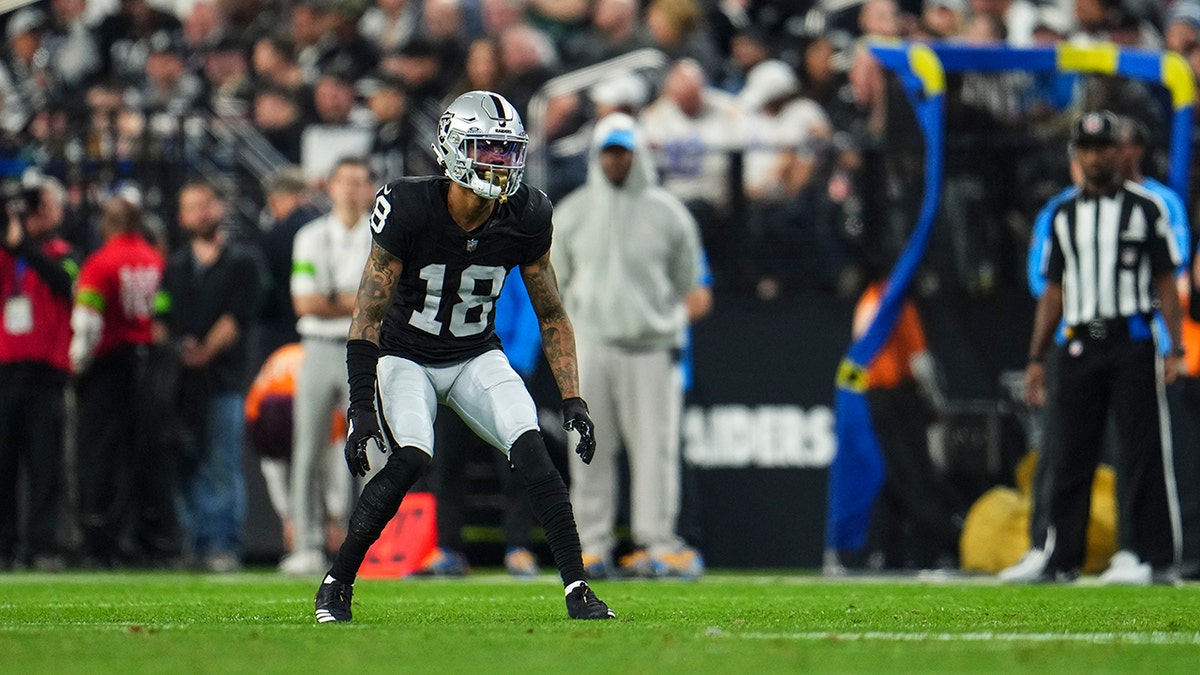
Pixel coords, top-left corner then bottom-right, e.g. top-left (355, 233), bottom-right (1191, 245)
top-left (315, 91), bottom-right (615, 622)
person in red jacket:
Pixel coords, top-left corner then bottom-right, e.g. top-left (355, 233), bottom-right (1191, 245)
top-left (0, 174), bottom-right (75, 571)
top-left (70, 192), bottom-right (172, 567)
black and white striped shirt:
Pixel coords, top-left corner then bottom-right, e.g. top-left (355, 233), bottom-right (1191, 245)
top-left (1041, 181), bottom-right (1181, 326)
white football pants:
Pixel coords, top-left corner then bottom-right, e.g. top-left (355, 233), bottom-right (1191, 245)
top-left (375, 349), bottom-right (539, 456)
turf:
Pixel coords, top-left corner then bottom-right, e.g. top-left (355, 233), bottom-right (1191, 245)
top-left (3, 571), bottom-right (1200, 674)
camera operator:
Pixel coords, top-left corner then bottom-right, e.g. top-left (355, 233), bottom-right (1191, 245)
top-left (0, 174), bottom-right (76, 571)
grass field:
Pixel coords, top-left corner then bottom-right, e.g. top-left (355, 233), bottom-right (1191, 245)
top-left (3, 571), bottom-right (1200, 674)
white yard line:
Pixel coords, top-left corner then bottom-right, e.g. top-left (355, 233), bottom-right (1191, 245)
top-left (719, 631), bottom-right (1200, 645)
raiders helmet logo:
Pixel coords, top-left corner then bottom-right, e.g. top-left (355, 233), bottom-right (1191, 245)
top-left (1082, 114), bottom-right (1104, 134)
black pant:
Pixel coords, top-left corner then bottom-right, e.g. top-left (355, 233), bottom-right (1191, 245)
top-left (1168, 377), bottom-right (1200, 573)
top-left (1047, 335), bottom-right (1178, 572)
top-left (0, 363), bottom-right (66, 563)
top-left (76, 345), bottom-right (180, 563)
top-left (866, 381), bottom-right (961, 568)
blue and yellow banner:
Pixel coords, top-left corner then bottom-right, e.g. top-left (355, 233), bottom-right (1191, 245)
top-left (826, 42), bottom-right (945, 552)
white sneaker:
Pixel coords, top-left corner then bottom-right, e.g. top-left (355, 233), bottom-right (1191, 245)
top-left (821, 549), bottom-right (847, 577)
top-left (279, 549), bottom-right (327, 577)
top-left (1098, 550), bottom-right (1151, 586)
top-left (998, 548), bottom-right (1048, 583)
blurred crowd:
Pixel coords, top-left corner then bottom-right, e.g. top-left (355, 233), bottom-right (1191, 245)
top-left (4, 0), bottom-right (1200, 571)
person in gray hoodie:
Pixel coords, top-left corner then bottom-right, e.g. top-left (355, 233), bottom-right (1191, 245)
top-left (552, 112), bottom-right (706, 578)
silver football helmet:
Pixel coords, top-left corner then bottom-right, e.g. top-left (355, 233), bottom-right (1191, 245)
top-left (432, 91), bottom-right (528, 200)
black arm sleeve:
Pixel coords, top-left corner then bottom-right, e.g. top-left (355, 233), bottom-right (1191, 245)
top-left (347, 339), bottom-right (380, 410)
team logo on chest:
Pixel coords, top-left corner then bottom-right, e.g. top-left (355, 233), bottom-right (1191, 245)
top-left (466, 238), bottom-right (479, 252)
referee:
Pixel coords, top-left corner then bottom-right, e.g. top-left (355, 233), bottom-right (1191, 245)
top-left (1025, 110), bottom-right (1184, 582)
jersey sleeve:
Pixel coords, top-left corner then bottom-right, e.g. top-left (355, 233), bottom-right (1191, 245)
top-left (290, 222), bottom-right (321, 297)
top-left (1042, 205), bottom-right (1066, 284)
top-left (369, 184), bottom-right (410, 260)
top-left (1146, 197), bottom-right (1181, 278)
top-left (520, 190), bottom-right (554, 265)
top-left (74, 256), bottom-right (111, 313)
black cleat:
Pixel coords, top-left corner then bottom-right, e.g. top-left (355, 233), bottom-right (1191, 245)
top-left (315, 578), bottom-right (354, 623)
top-left (565, 581), bottom-right (615, 620)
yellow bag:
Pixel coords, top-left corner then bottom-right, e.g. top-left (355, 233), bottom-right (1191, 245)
top-left (960, 452), bottom-right (1117, 574)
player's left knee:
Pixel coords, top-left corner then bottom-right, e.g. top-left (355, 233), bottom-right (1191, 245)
top-left (509, 430), bottom-right (560, 486)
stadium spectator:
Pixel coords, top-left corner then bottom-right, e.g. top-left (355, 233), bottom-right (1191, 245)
top-left (859, 0), bottom-right (902, 38)
top-left (1071, 0), bottom-right (1121, 42)
top-left (313, 0), bottom-right (379, 82)
top-left (552, 113), bottom-right (706, 579)
top-left (256, 166), bottom-right (321, 360)
top-left (182, 1), bottom-right (224, 52)
top-left (251, 35), bottom-right (309, 96)
top-left (645, 0), bottom-right (722, 77)
top-left (563, 0), bottom-right (653, 70)
top-left (639, 58), bottom-right (737, 284)
top-left (290, 0), bottom-right (334, 83)
top-left (0, 173), bottom-right (75, 571)
top-left (921, 0), bottom-right (967, 39)
top-left (5, 9), bottom-right (57, 116)
top-left (526, 0), bottom-right (591, 47)
top-left (201, 36), bottom-right (254, 117)
top-left (831, 265), bottom-right (957, 572)
top-left (71, 192), bottom-right (176, 569)
top-left (300, 70), bottom-right (373, 182)
top-left (282, 157), bottom-right (374, 576)
top-left (718, 25), bottom-right (772, 95)
top-left (380, 38), bottom-right (450, 104)
top-left (363, 71), bottom-right (440, 181)
top-left (421, 0), bottom-right (471, 76)
top-left (735, 58), bottom-right (833, 296)
top-left (254, 87), bottom-right (308, 163)
top-left (134, 30), bottom-right (204, 117)
top-left (969, 0), bottom-right (1038, 46)
top-left (95, 0), bottom-right (184, 83)
top-left (45, 0), bottom-right (104, 91)
top-left (158, 180), bottom-right (263, 573)
top-left (359, 0), bottom-right (419, 52)
top-left (481, 0), bottom-right (529, 37)
top-left (1166, 0), bottom-right (1200, 54)
top-left (445, 37), bottom-right (505, 103)
top-left (497, 23), bottom-right (560, 114)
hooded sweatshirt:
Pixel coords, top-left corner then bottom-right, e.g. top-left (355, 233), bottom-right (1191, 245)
top-left (552, 113), bottom-right (702, 350)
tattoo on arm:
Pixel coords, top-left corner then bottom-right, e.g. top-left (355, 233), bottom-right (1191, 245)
top-left (349, 241), bottom-right (403, 344)
top-left (522, 251), bottom-right (581, 399)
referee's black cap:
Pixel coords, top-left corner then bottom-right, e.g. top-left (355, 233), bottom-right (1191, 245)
top-left (1071, 111), bottom-right (1119, 147)
top-left (1118, 116), bottom-right (1151, 147)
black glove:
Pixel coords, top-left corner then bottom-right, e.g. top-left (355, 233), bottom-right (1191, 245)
top-left (344, 406), bottom-right (384, 477)
top-left (561, 397), bottom-right (596, 464)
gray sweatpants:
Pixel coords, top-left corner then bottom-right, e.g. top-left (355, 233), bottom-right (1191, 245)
top-left (290, 337), bottom-right (353, 554)
top-left (571, 338), bottom-right (684, 559)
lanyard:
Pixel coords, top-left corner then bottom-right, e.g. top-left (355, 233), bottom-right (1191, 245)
top-left (8, 258), bottom-right (27, 298)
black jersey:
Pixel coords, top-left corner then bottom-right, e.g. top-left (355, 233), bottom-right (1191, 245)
top-left (370, 176), bottom-right (553, 364)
